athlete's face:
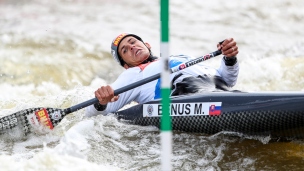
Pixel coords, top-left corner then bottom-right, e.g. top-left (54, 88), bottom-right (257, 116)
top-left (118, 36), bottom-right (151, 68)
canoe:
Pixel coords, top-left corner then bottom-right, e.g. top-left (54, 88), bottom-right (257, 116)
top-left (115, 91), bottom-right (304, 139)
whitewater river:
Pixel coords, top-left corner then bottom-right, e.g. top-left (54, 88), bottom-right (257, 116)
top-left (1, 0), bottom-right (304, 170)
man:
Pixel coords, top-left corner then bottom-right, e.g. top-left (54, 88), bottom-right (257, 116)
top-left (86, 33), bottom-right (239, 117)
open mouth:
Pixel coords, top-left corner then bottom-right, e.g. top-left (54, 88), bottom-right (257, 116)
top-left (135, 49), bottom-right (141, 56)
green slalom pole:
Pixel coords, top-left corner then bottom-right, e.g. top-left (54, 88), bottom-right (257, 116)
top-left (160, 0), bottom-right (172, 170)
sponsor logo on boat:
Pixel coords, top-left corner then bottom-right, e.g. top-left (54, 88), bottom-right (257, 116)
top-left (143, 102), bottom-right (222, 117)
top-left (0, 117), bottom-right (18, 129)
top-left (35, 109), bottom-right (54, 129)
top-left (113, 33), bottom-right (127, 46)
top-left (147, 105), bottom-right (154, 116)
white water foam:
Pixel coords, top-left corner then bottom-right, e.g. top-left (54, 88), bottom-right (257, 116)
top-left (1, 0), bottom-right (304, 170)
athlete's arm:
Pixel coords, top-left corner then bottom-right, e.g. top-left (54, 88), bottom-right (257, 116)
top-left (85, 68), bottom-right (143, 117)
top-left (217, 38), bottom-right (239, 87)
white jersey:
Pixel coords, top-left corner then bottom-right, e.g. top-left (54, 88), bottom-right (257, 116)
top-left (85, 55), bottom-right (239, 117)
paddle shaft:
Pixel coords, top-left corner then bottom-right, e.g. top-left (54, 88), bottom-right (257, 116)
top-left (170, 50), bottom-right (222, 72)
top-left (65, 73), bottom-right (161, 114)
top-left (64, 49), bottom-right (222, 114)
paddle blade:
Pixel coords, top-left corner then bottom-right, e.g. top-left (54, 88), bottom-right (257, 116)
top-left (0, 107), bottom-right (66, 135)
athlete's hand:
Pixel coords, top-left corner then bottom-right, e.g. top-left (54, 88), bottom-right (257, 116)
top-left (217, 38), bottom-right (238, 58)
top-left (95, 85), bottom-right (119, 105)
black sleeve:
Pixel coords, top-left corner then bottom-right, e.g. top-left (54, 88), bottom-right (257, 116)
top-left (223, 56), bottom-right (237, 66)
top-left (94, 103), bottom-right (107, 111)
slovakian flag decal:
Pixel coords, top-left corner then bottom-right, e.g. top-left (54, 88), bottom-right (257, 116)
top-left (209, 104), bottom-right (221, 116)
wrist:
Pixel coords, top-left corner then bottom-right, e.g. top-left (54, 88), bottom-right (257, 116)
top-left (94, 103), bottom-right (107, 111)
top-left (223, 56), bottom-right (237, 66)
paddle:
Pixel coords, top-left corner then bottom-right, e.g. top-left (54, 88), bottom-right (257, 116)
top-left (0, 49), bottom-right (222, 135)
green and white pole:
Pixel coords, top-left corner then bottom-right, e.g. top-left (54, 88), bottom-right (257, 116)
top-left (160, 0), bottom-right (172, 170)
